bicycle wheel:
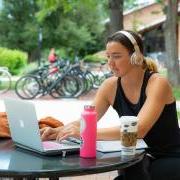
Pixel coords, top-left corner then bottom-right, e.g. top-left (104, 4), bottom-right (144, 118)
top-left (84, 71), bottom-right (94, 92)
top-left (15, 75), bottom-right (40, 99)
top-left (93, 73), bottom-right (106, 89)
top-left (50, 75), bottom-right (79, 98)
top-left (62, 75), bottom-right (80, 98)
top-left (69, 68), bottom-right (87, 96)
top-left (71, 73), bottom-right (86, 97)
top-left (0, 69), bottom-right (11, 94)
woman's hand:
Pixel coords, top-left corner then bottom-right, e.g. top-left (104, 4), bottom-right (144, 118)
top-left (40, 123), bottom-right (80, 141)
top-left (40, 127), bottom-right (61, 141)
top-left (56, 123), bottom-right (80, 141)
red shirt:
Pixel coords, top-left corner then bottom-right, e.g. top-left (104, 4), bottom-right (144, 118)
top-left (48, 54), bottom-right (57, 63)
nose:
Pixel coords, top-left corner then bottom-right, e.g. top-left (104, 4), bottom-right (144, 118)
top-left (107, 57), bottom-right (114, 66)
top-left (107, 58), bottom-right (114, 69)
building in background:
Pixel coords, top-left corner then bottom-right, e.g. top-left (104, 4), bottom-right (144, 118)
top-left (106, 1), bottom-right (180, 68)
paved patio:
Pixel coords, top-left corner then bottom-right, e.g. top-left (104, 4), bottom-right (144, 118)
top-left (0, 90), bottom-right (120, 128)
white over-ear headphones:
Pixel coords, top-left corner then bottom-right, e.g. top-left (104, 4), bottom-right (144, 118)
top-left (116, 31), bottom-right (144, 65)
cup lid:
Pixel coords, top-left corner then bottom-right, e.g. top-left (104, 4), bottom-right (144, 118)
top-left (120, 116), bottom-right (138, 123)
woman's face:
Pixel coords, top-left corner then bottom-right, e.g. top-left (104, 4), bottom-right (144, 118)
top-left (106, 41), bottom-right (133, 77)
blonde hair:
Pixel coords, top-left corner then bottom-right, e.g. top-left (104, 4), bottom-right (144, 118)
top-left (143, 57), bottom-right (158, 73)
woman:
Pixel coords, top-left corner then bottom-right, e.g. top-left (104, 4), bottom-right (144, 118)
top-left (41, 30), bottom-right (180, 180)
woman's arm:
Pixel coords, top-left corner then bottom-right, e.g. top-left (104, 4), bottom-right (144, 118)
top-left (96, 74), bottom-right (175, 141)
top-left (93, 77), bottom-right (121, 140)
top-left (97, 126), bottom-right (120, 140)
top-left (137, 74), bottom-right (175, 138)
top-left (41, 77), bottom-right (117, 141)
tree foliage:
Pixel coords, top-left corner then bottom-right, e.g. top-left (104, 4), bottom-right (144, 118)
top-left (37, 0), bottom-right (105, 57)
top-left (0, 0), bottom-right (39, 57)
top-left (0, 0), bottom-right (105, 61)
top-left (124, 0), bottom-right (138, 10)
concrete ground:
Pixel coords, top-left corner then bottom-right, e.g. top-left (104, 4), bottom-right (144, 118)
top-left (0, 90), bottom-right (120, 128)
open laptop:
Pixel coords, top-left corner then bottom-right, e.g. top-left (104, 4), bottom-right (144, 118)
top-left (4, 98), bottom-right (80, 156)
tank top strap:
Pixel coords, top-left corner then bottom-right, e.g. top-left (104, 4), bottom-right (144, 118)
top-left (140, 70), bottom-right (156, 103)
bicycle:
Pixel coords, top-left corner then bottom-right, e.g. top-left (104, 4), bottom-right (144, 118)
top-left (15, 62), bottom-right (81, 99)
top-left (0, 67), bottom-right (12, 94)
top-left (84, 61), bottom-right (112, 89)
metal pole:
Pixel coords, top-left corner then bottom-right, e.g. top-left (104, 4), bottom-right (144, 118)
top-left (38, 27), bottom-right (43, 67)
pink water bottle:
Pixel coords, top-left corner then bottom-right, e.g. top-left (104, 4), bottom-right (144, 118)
top-left (80, 105), bottom-right (97, 158)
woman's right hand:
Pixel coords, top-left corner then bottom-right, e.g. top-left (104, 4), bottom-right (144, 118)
top-left (40, 122), bottom-right (80, 141)
top-left (40, 126), bottom-right (61, 141)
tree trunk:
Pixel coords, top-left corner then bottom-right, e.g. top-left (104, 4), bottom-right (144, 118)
top-left (164, 0), bottom-right (180, 86)
top-left (108, 0), bottom-right (124, 34)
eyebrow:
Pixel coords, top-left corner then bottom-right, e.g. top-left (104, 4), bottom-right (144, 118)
top-left (106, 52), bottom-right (122, 55)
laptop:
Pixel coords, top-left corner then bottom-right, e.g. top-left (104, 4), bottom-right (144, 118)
top-left (4, 98), bottom-right (80, 156)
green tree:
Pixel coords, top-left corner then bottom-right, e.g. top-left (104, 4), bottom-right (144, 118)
top-left (123, 0), bottom-right (138, 11)
top-left (0, 0), bottom-right (106, 61)
top-left (36, 0), bottom-right (105, 58)
top-left (0, 0), bottom-right (39, 60)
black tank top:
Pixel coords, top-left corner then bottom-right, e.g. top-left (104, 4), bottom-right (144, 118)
top-left (113, 70), bottom-right (180, 152)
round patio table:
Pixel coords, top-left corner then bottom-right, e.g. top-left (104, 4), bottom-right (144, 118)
top-left (0, 139), bottom-right (145, 179)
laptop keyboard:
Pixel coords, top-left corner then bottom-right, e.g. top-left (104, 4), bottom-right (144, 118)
top-left (67, 137), bottom-right (81, 144)
top-left (43, 140), bottom-right (80, 151)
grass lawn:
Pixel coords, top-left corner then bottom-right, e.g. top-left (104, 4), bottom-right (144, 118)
top-left (159, 68), bottom-right (180, 100)
top-left (9, 80), bottom-right (16, 90)
top-left (159, 68), bottom-right (167, 77)
top-left (177, 111), bottom-right (180, 120)
top-left (173, 87), bottom-right (180, 100)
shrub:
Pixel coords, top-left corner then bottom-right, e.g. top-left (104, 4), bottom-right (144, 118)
top-left (83, 54), bottom-right (107, 63)
top-left (20, 62), bottom-right (38, 75)
top-left (0, 47), bottom-right (27, 75)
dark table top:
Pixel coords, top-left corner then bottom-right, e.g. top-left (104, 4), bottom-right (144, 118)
top-left (0, 139), bottom-right (145, 178)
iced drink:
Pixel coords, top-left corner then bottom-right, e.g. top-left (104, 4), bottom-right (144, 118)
top-left (120, 116), bottom-right (138, 156)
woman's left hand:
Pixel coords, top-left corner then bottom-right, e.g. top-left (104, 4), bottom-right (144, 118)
top-left (56, 123), bottom-right (80, 142)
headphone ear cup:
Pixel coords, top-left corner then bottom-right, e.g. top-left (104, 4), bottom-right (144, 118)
top-left (130, 52), bottom-right (137, 65)
top-left (130, 51), bottom-right (144, 65)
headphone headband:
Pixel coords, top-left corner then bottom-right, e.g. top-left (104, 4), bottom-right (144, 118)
top-left (114, 30), bottom-right (144, 65)
top-left (116, 30), bottom-right (138, 47)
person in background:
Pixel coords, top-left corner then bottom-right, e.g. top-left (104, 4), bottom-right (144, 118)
top-left (41, 30), bottom-right (180, 180)
top-left (48, 48), bottom-right (58, 63)
top-left (48, 48), bottom-right (60, 74)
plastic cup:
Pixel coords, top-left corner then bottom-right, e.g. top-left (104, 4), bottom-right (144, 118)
top-left (120, 116), bottom-right (138, 156)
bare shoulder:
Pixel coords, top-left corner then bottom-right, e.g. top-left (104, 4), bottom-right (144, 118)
top-left (96, 76), bottom-right (118, 105)
top-left (147, 73), bottom-right (174, 103)
top-left (99, 76), bottom-right (118, 93)
top-left (102, 76), bottom-right (118, 88)
top-left (148, 73), bottom-right (172, 90)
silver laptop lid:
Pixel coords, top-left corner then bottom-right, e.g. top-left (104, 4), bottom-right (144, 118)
top-left (4, 98), bottom-right (44, 152)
